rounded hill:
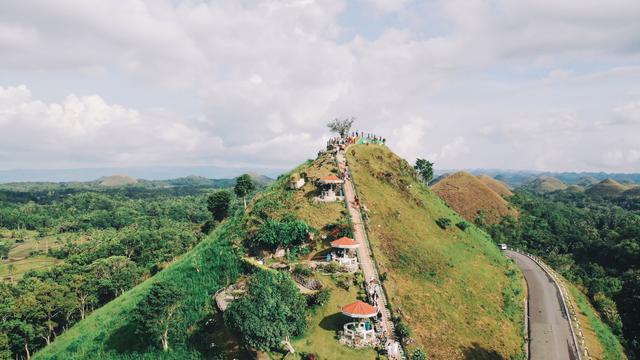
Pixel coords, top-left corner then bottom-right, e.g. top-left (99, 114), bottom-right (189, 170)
top-left (586, 178), bottom-right (627, 196)
top-left (431, 171), bottom-right (517, 225)
top-left (99, 174), bottom-right (138, 186)
top-left (477, 174), bottom-right (513, 197)
top-left (526, 176), bottom-right (567, 193)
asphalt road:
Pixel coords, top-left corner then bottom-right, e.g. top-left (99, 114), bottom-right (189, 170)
top-left (505, 250), bottom-right (578, 360)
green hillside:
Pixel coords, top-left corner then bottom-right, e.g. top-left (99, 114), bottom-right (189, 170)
top-left (35, 145), bottom-right (526, 360)
top-left (346, 145), bottom-right (525, 359)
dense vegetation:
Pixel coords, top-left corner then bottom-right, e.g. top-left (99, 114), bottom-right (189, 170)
top-left (487, 190), bottom-right (638, 358)
top-left (0, 182), bottom-right (220, 359)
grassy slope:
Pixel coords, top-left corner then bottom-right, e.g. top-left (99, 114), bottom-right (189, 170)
top-left (566, 284), bottom-right (627, 360)
top-left (347, 145), bottom-right (525, 359)
top-left (289, 275), bottom-right (378, 360)
top-left (36, 153), bottom-right (368, 360)
top-left (477, 175), bottom-right (513, 198)
top-left (34, 215), bottom-right (246, 360)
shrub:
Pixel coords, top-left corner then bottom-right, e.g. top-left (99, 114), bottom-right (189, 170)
top-left (252, 217), bottom-right (312, 250)
top-left (435, 217), bottom-right (451, 230)
top-left (411, 348), bottom-right (428, 360)
top-left (307, 288), bottom-right (331, 308)
top-left (455, 221), bottom-right (469, 231)
top-left (393, 316), bottom-right (411, 341)
top-left (293, 265), bottom-right (313, 278)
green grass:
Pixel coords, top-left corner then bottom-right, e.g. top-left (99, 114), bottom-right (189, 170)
top-left (1, 229), bottom-right (70, 280)
top-left (567, 285), bottom-right (627, 360)
top-left (289, 275), bottom-right (377, 360)
top-left (347, 145), bottom-right (525, 359)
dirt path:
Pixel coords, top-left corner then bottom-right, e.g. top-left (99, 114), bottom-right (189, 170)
top-left (337, 150), bottom-right (397, 345)
top-left (506, 250), bottom-right (578, 360)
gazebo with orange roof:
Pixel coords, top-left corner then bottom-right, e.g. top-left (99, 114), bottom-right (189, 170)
top-left (328, 237), bottom-right (359, 270)
top-left (341, 300), bottom-right (378, 345)
top-left (316, 174), bottom-right (344, 202)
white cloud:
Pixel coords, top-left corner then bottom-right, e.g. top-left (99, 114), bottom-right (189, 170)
top-left (0, 0), bottom-right (640, 173)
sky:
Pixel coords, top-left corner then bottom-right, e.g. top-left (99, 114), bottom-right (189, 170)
top-left (1, 0), bottom-right (640, 180)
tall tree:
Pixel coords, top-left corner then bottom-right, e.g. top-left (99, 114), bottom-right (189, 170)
top-left (326, 117), bottom-right (355, 138)
top-left (207, 190), bottom-right (232, 222)
top-left (224, 271), bottom-right (306, 350)
top-left (133, 282), bottom-right (182, 352)
top-left (234, 174), bottom-right (255, 209)
top-left (414, 159), bottom-right (434, 185)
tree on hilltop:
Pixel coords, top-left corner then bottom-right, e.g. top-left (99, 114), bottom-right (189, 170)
top-left (234, 174), bottom-right (255, 209)
top-left (327, 117), bottom-right (355, 138)
top-left (414, 159), bottom-right (434, 185)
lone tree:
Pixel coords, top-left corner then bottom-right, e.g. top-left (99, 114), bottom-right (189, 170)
top-left (327, 117), bottom-right (355, 138)
top-left (234, 174), bottom-right (255, 209)
top-left (133, 282), bottom-right (182, 352)
top-left (414, 158), bottom-right (434, 184)
top-left (224, 271), bottom-right (307, 351)
top-left (207, 190), bottom-right (232, 221)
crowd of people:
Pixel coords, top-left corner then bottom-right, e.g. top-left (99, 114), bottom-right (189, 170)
top-left (326, 131), bottom-right (386, 151)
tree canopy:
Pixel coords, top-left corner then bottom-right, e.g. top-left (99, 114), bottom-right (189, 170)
top-left (224, 270), bottom-right (306, 351)
top-left (133, 282), bottom-right (182, 352)
top-left (234, 174), bottom-right (255, 209)
top-left (252, 217), bottom-right (312, 250)
top-left (207, 190), bottom-right (232, 221)
top-left (326, 117), bottom-right (355, 138)
top-left (414, 159), bottom-right (434, 184)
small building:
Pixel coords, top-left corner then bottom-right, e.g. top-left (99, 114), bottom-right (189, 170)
top-left (315, 175), bottom-right (344, 202)
top-left (340, 300), bottom-right (379, 347)
top-left (328, 236), bottom-right (359, 271)
top-left (499, 243), bottom-right (508, 250)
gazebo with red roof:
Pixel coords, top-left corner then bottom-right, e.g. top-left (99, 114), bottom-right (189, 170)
top-left (330, 237), bottom-right (359, 249)
top-left (328, 237), bottom-right (359, 270)
top-left (316, 174), bottom-right (344, 202)
top-left (341, 300), bottom-right (378, 344)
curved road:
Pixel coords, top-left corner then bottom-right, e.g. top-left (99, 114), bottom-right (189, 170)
top-left (505, 250), bottom-right (578, 360)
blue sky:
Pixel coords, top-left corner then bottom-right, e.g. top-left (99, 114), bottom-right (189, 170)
top-left (0, 0), bottom-right (639, 179)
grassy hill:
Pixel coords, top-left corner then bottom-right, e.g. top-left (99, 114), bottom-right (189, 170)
top-left (99, 175), bottom-right (138, 187)
top-left (586, 178), bottom-right (627, 197)
top-left (34, 153), bottom-right (367, 360)
top-left (36, 146), bottom-right (527, 360)
top-left (525, 175), bottom-right (568, 193)
top-left (431, 171), bottom-right (517, 225)
top-left (347, 146), bottom-right (525, 359)
top-left (477, 174), bottom-right (513, 197)
top-left (622, 186), bottom-right (640, 196)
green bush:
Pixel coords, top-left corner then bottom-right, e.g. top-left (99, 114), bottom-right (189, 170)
top-left (435, 218), bottom-right (451, 230)
top-left (455, 221), bottom-right (470, 231)
top-left (252, 217), bottom-right (312, 250)
top-left (411, 347), bottom-right (428, 360)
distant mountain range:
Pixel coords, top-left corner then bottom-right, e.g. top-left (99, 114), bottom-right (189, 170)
top-left (437, 169), bottom-right (640, 188)
top-left (0, 166), bottom-right (286, 184)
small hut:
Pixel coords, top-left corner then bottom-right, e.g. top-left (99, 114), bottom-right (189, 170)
top-left (340, 300), bottom-right (378, 347)
top-left (316, 175), bottom-right (344, 202)
top-left (328, 237), bottom-right (359, 270)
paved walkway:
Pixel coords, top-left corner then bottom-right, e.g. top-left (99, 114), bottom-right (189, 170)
top-left (505, 250), bottom-right (578, 360)
top-left (336, 150), bottom-right (398, 347)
